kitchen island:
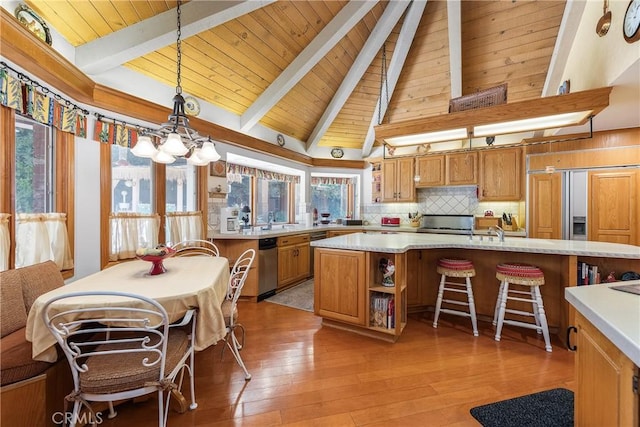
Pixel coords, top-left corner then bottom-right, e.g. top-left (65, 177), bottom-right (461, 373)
top-left (565, 281), bottom-right (639, 426)
top-left (311, 232), bottom-right (640, 344)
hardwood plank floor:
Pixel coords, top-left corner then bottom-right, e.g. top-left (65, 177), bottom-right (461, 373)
top-left (97, 301), bottom-right (575, 426)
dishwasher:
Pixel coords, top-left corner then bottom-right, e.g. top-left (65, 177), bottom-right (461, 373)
top-left (257, 238), bottom-right (278, 301)
top-left (309, 230), bottom-right (327, 275)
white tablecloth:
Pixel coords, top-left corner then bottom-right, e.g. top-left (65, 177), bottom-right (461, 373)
top-left (26, 256), bottom-right (230, 362)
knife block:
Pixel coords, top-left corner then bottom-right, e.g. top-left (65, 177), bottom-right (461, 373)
top-left (502, 216), bottom-right (518, 231)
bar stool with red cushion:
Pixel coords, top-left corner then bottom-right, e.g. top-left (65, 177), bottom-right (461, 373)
top-left (493, 263), bottom-right (552, 352)
top-left (433, 258), bottom-right (478, 336)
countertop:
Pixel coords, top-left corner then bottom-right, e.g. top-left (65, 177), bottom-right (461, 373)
top-left (565, 280), bottom-right (640, 366)
top-left (309, 232), bottom-right (640, 259)
top-left (208, 224), bottom-right (526, 240)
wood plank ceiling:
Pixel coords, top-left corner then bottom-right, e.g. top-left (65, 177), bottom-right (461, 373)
top-left (25, 0), bottom-right (565, 158)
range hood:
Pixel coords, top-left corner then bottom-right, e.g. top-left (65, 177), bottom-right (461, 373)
top-left (375, 87), bottom-right (612, 147)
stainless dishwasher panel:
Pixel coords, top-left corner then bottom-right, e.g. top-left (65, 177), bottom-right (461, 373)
top-left (258, 238), bottom-right (278, 301)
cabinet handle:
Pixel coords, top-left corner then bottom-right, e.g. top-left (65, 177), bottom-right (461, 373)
top-left (566, 326), bottom-right (577, 351)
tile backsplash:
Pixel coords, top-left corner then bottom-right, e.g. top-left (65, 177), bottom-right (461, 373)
top-left (361, 186), bottom-right (524, 227)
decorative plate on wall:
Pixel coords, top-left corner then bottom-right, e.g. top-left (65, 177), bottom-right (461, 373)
top-left (14, 4), bottom-right (52, 45)
top-left (184, 96), bottom-right (200, 116)
top-left (330, 148), bottom-right (344, 158)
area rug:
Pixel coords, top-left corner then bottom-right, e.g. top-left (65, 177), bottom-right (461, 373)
top-left (265, 279), bottom-right (314, 312)
top-left (470, 388), bottom-right (574, 427)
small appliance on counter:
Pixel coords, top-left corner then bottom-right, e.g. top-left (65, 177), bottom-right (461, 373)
top-left (220, 207), bottom-right (239, 234)
top-left (381, 217), bottom-right (401, 227)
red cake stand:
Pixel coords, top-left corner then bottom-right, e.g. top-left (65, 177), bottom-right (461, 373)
top-left (137, 247), bottom-right (176, 275)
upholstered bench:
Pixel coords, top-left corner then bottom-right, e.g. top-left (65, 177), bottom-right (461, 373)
top-left (0, 261), bottom-right (71, 426)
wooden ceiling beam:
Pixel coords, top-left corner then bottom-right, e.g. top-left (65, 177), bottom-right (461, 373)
top-left (76, 1), bottom-right (275, 75)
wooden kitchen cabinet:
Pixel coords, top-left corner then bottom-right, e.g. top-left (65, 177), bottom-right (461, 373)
top-left (446, 152), bottom-right (477, 185)
top-left (326, 229), bottom-right (362, 237)
top-left (589, 169), bottom-right (639, 245)
top-left (415, 155), bottom-right (445, 187)
top-left (314, 248), bottom-right (366, 325)
top-left (277, 234), bottom-right (310, 288)
top-left (528, 173), bottom-right (562, 239)
top-left (574, 311), bottom-right (638, 426)
top-left (479, 147), bottom-right (522, 200)
top-left (382, 158), bottom-right (415, 202)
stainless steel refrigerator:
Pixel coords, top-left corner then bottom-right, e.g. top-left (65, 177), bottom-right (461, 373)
top-left (562, 170), bottom-right (588, 240)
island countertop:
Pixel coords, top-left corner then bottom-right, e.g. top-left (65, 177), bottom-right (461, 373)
top-left (565, 280), bottom-right (640, 366)
top-left (310, 232), bottom-right (640, 259)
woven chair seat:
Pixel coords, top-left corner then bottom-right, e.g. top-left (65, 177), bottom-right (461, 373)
top-left (80, 329), bottom-right (189, 395)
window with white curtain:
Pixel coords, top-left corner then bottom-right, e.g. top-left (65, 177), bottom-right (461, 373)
top-left (0, 213), bottom-right (10, 271)
top-left (13, 115), bottom-right (73, 269)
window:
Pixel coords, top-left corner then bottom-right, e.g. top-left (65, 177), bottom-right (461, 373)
top-left (0, 106), bottom-right (74, 272)
top-left (166, 157), bottom-right (198, 213)
top-left (256, 178), bottom-right (290, 224)
top-left (311, 175), bottom-right (357, 221)
top-left (15, 115), bottom-right (53, 213)
top-left (111, 145), bottom-right (152, 213)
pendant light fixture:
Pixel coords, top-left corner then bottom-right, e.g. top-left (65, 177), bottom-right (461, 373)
top-left (131, 0), bottom-right (220, 165)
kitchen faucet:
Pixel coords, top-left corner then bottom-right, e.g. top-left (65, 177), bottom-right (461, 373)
top-left (488, 226), bottom-right (505, 242)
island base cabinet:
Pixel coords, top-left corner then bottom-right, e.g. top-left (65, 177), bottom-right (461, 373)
top-left (575, 312), bottom-right (638, 427)
top-left (314, 248), bottom-right (366, 326)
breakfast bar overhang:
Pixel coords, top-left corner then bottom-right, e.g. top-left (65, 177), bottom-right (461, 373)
top-left (311, 232), bottom-right (640, 345)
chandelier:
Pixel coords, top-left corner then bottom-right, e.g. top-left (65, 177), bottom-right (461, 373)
top-left (131, 0), bottom-right (220, 166)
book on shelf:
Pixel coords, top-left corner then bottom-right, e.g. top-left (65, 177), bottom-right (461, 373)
top-left (370, 293), bottom-right (394, 329)
top-left (577, 261), bottom-right (600, 285)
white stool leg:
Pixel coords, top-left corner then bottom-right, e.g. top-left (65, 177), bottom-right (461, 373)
top-left (494, 280), bottom-right (509, 342)
top-left (493, 280), bottom-right (504, 326)
top-left (433, 274), bottom-right (446, 328)
top-left (530, 286), bottom-right (542, 334)
top-left (533, 286), bottom-right (552, 352)
top-left (466, 277), bottom-right (479, 336)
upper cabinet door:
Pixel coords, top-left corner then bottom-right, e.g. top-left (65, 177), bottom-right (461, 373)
top-left (479, 147), bottom-right (522, 200)
top-left (446, 152), bottom-right (478, 185)
top-left (528, 173), bottom-right (562, 239)
top-left (396, 157), bottom-right (415, 201)
top-left (589, 169), bottom-right (639, 245)
top-left (415, 155), bottom-right (445, 187)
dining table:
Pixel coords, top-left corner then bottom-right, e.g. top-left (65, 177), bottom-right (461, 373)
top-left (26, 256), bottom-right (230, 363)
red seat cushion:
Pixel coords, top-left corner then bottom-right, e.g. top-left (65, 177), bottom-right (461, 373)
top-left (437, 258), bottom-right (474, 271)
top-left (496, 263), bottom-right (544, 279)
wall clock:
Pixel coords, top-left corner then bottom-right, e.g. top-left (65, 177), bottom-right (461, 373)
top-left (276, 134), bottom-right (285, 146)
top-left (184, 96), bottom-right (200, 116)
top-left (623, 0), bottom-right (640, 43)
top-left (330, 148), bottom-right (344, 159)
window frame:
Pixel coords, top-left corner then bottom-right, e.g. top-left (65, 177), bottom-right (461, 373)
top-left (99, 144), bottom-right (208, 269)
top-left (0, 106), bottom-right (75, 275)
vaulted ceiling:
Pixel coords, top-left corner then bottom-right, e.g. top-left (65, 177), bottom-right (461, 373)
top-left (25, 0), bottom-right (568, 159)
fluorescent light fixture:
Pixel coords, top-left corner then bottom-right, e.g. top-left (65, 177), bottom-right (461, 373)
top-left (385, 128), bottom-right (468, 146)
top-left (473, 111), bottom-right (592, 137)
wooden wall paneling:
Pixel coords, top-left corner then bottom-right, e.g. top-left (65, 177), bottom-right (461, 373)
top-left (56, 130), bottom-right (75, 275)
top-left (99, 142), bottom-right (111, 269)
top-left (528, 145), bottom-right (640, 172)
top-left (0, 107), bottom-right (16, 268)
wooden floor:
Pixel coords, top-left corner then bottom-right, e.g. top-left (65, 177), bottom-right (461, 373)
top-left (98, 301), bottom-right (575, 426)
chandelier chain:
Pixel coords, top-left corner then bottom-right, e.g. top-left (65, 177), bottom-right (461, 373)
top-left (377, 43), bottom-right (389, 126)
top-left (176, 0), bottom-right (182, 94)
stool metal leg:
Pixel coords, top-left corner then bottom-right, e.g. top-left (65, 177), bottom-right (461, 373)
top-left (533, 286), bottom-right (552, 352)
top-left (466, 277), bottom-right (479, 336)
top-left (433, 274), bottom-right (446, 328)
top-left (494, 280), bottom-right (509, 342)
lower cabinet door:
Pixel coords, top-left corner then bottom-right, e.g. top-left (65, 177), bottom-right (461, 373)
top-left (315, 248), bottom-right (366, 325)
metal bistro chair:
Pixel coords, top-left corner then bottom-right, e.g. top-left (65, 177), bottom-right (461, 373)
top-left (173, 239), bottom-right (220, 257)
top-left (43, 291), bottom-right (198, 427)
top-left (221, 248), bottom-right (256, 380)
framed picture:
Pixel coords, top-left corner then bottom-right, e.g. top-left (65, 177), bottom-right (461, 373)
top-left (210, 160), bottom-right (227, 177)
